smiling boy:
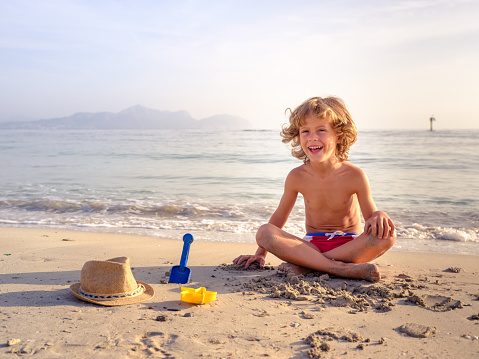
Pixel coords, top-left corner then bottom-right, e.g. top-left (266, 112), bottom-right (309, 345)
top-left (234, 96), bottom-right (396, 282)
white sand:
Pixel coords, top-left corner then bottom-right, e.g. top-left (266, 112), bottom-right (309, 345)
top-left (1, 227), bottom-right (478, 358)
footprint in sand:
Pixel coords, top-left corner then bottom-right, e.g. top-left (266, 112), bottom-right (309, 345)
top-left (132, 332), bottom-right (179, 356)
top-left (408, 294), bottom-right (463, 311)
top-left (398, 323), bottom-right (437, 338)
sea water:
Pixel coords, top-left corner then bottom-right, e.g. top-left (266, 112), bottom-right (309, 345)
top-left (1, 129), bottom-right (478, 255)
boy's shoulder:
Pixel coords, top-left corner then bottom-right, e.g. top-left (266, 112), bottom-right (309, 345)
top-left (288, 163), bottom-right (309, 177)
top-left (337, 162), bottom-right (367, 180)
top-left (284, 164), bottom-right (309, 186)
top-left (340, 161), bottom-right (363, 173)
top-left (339, 162), bottom-right (370, 188)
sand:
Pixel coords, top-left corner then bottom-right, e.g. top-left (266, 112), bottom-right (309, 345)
top-left (1, 227), bottom-right (478, 358)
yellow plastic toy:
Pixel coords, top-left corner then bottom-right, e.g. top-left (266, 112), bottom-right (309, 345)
top-left (181, 287), bottom-right (217, 304)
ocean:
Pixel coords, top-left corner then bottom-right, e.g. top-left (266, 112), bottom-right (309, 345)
top-left (1, 129), bottom-right (478, 255)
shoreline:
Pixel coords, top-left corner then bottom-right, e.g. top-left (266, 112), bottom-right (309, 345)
top-left (1, 223), bottom-right (479, 256)
top-left (1, 227), bottom-right (478, 358)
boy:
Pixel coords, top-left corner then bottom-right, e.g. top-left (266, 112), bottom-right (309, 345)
top-left (234, 96), bottom-right (395, 282)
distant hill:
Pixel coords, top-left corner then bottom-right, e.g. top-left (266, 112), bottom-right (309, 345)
top-left (0, 105), bottom-right (252, 130)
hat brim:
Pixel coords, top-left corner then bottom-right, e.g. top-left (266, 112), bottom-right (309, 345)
top-left (70, 281), bottom-right (154, 306)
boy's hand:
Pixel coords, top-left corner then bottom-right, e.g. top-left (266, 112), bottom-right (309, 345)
top-left (233, 254), bottom-right (265, 269)
top-left (364, 211), bottom-right (395, 239)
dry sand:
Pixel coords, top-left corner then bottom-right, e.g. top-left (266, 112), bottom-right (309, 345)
top-left (1, 227), bottom-right (478, 358)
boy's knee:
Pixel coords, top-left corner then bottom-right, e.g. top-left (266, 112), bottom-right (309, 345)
top-left (385, 231), bottom-right (397, 249)
top-left (256, 223), bottom-right (275, 247)
top-left (369, 232), bottom-right (396, 251)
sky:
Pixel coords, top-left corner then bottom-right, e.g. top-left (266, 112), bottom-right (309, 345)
top-left (1, 0), bottom-right (478, 130)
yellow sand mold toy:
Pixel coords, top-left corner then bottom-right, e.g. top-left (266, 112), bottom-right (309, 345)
top-left (181, 287), bottom-right (217, 304)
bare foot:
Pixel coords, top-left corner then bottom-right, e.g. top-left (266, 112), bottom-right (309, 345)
top-left (279, 261), bottom-right (380, 282)
top-left (328, 262), bottom-right (381, 282)
top-left (278, 262), bottom-right (312, 276)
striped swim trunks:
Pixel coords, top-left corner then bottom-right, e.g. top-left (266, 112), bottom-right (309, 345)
top-left (303, 231), bottom-right (359, 253)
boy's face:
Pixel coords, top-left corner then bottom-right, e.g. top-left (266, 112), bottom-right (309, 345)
top-left (299, 115), bottom-right (339, 164)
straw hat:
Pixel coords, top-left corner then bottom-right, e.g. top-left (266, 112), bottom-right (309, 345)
top-left (70, 257), bottom-right (154, 306)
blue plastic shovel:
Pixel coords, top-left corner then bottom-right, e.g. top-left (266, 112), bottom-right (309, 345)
top-left (169, 233), bottom-right (194, 284)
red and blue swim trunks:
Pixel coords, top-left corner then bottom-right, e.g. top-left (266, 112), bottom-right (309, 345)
top-left (303, 231), bottom-right (359, 253)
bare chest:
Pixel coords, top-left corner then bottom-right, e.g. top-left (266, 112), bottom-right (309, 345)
top-left (300, 176), bottom-right (355, 213)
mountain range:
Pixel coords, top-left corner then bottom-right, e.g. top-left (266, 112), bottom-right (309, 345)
top-left (0, 105), bottom-right (252, 130)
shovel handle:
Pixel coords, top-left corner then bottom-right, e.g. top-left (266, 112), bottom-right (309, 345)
top-left (179, 233), bottom-right (194, 267)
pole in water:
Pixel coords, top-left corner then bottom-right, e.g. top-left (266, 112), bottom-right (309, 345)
top-left (429, 115), bottom-right (436, 131)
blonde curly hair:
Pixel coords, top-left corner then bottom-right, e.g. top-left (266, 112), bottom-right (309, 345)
top-left (281, 96), bottom-right (357, 162)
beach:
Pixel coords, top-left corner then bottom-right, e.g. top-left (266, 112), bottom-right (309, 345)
top-left (1, 227), bottom-right (478, 358)
top-left (2, 1), bottom-right (479, 357)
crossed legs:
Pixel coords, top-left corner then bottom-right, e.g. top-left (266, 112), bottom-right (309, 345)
top-left (256, 224), bottom-right (396, 282)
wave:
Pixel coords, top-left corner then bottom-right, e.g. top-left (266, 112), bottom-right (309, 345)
top-left (0, 198), bottom-right (273, 218)
top-left (0, 198), bottom-right (478, 246)
top-left (397, 223), bottom-right (479, 243)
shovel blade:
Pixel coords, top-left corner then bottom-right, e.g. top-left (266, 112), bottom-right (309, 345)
top-left (169, 265), bottom-right (192, 284)
top-left (168, 233), bottom-right (194, 284)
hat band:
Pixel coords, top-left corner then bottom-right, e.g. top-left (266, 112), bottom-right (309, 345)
top-left (78, 284), bottom-right (145, 301)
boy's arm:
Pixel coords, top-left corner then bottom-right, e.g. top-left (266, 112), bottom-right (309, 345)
top-left (268, 173), bottom-right (299, 229)
top-left (355, 169), bottom-right (395, 239)
top-left (234, 171), bottom-right (299, 267)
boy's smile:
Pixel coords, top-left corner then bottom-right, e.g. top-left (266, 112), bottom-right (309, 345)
top-left (308, 145), bottom-right (323, 155)
top-left (299, 115), bottom-right (339, 163)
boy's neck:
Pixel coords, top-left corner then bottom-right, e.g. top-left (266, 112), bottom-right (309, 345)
top-left (306, 157), bottom-right (342, 174)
